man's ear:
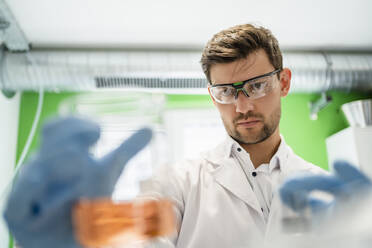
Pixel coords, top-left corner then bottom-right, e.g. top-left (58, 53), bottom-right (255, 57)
top-left (279, 68), bottom-right (291, 97)
top-left (208, 87), bottom-right (217, 105)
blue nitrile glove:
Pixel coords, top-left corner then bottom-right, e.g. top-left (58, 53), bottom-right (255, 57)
top-left (280, 161), bottom-right (372, 215)
top-left (3, 116), bottom-right (152, 248)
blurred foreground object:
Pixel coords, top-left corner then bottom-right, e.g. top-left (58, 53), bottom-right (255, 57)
top-left (270, 161), bottom-right (372, 248)
top-left (280, 161), bottom-right (372, 214)
top-left (3, 117), bottom-right (155, 248)
top-left (279, 161), bottom-right (372, 241)
top-left (268, 195), bottom-right (372, 248)
top-left (73, 198), bottom-right (175, 247)
top-left (342, 99), bottom-right (372, 127)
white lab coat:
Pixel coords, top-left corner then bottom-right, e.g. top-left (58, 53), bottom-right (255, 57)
top-left (140, 137), bottom-right (325, 248)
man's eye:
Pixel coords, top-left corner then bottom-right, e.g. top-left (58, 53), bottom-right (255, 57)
top-left (220, 87), bottom-right (234, 96)
top-left (250, 82), bottom-right (266, 90)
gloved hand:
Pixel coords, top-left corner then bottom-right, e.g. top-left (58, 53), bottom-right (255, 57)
top-left (3, 116), bottom-right (152, 248)
top-left (280, 161), bottom-right (372, 215)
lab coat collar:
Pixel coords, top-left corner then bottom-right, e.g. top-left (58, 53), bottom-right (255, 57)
top-left (203, 135), bottom-right (294, 214)
top-left (204, 135), bottom-right (298, 175)
top-left (269, 135), bottom-right (289, 173)
top-left (220, 135), bottom-right (290, 174)
top-left (202, 137), bottom-right (260, 213)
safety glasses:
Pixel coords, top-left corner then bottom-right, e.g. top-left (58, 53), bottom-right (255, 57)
top-left (208, 69), bottom-right (281, 104)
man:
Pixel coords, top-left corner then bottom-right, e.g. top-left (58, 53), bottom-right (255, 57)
top-left (140, 24), bottom-right (325, 247)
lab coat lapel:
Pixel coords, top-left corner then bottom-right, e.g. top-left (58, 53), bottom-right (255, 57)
top-left (265, 141), bottom-right (291, 237)
top-left (212, 157), bottom-right (262, 214)
top-left (265, 179), bottom-right (283, 238)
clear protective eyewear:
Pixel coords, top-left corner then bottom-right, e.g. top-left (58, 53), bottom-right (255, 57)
top-left (209, 69), bottom-right (281, 104)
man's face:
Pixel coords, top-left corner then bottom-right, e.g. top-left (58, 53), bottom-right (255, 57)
top-left (209, 49), bottom-right (290, 145)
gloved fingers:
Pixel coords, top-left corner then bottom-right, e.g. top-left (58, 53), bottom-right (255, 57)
top-left (280, 186), bottom-right (308, 211)
top-left (333, 161), bottom-right (372, 186)
top-left (25, 145), bottom-right (95, 180)
top-left (281, 174), bottom-right (344, 194)
top-left (308, 197), bottom-right (333, 214)
top-left (99, 128), bottom-right (153, 175)
top-left (280, 175), bottom-right (344, 211)
top-left (41, 116), bottom-right (100, 150)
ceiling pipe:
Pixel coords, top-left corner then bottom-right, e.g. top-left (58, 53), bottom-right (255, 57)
top-left (0, 49), bottom-right (371, 93)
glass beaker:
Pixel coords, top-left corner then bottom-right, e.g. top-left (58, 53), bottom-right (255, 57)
top-left (59, 91), bottom-right (168, 200)
top-left (59, 91), bottom-right (175, 247)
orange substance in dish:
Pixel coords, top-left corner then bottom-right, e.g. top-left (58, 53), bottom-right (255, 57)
top-left (72, 198), bottom-right (175, 247)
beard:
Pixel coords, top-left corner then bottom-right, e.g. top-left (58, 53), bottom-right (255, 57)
top-left (223, 106), bottom-right (281, 145)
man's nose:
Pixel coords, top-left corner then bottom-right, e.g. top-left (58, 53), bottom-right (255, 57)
top-left (235, 91), bottom-right (255, 113)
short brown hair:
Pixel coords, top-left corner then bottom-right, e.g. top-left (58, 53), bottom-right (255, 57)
top-left (200, 24), bottom-right (283, 83)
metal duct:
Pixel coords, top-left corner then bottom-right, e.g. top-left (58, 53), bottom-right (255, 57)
top-left (0, 49), bottom-right (372, 93)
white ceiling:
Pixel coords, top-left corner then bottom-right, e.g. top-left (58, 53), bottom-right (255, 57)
top-left (6, 0), bottom-right (372, 49)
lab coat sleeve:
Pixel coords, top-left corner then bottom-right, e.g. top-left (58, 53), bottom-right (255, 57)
top-left (138, 161), bottom-right (194, 247)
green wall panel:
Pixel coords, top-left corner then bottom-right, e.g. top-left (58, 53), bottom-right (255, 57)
top-left (17, 91), bottom-right (372, 171)
top-left (16, 92), bottom-right (76, 165)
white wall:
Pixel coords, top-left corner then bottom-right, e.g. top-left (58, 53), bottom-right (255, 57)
top-left (0, 92), bottom-right (20, 247)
